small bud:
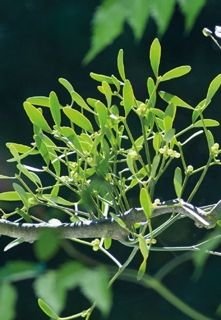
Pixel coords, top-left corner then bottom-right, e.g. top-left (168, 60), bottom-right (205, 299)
top-left (202, 28), bottom-right (213, 37)
top-left (186, 165), bottom-right (194, 174)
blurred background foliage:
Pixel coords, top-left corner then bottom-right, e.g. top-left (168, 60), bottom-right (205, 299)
top-left (0, 1), bottom-right (221, 319)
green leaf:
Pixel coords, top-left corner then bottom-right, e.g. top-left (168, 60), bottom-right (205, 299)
top-left (164, 103), bottom-right (176, 130)
top-left (63, 107), bottom-right (93, 132)
top-left (49, 91), bottom-right (61, 127)
top-left (161, 66), bottom-right (191, 82)
top-left (150, 0), bottom-right (176, 35)
top-left (192, 99), bottom-right (207, 123)
top-left (59, 127), bottom-right (83, 153)
top-left (34, 271), bottom-right (65, 315)
top-left (164, 128), bottom-right (175, 143)
top-left (102, 81), bottom-right (112, 107)
top-left (80, 267), bottom-right (112, 316)
top-left (153, 133), bottom-right (162, 152)
top-left (95, 100), bottom-right (108, 130)
top-left (38, 298), bottom-right (59, 320)
top-left (6, 143), bottom-right (33, 154)
top-left (58, 77), bottom-right (74, 94)
top-left (206, 74), bottom-right (221, 103)
top-left (149, 38), bottom-right (161, 78)
top-left (0, 282), bottom-right (17, 320)
top-left (117, 49), bottom-right (126, 81)
top-left (150, 154), bottom-right (161, 178)
top-left (126, 0), bottom-right (150, 40)
top-left (26, 96), bottom-right (49, 107)
top-left (17, 163), bottom-right (41, 186)
top-left (35, 229), bottom-right (60, 261)
top-left (90, 72), bottom-right (113, 83)
top-left (23, 102), bottom-right (51, 132)
top-left (0, 261), bottom-right (42, 281)
top-left (193, 119), bottom-right (219, 128)
top-left (0, 191), bottom-right (21, 201)
top-left (147, 77), bottom-right (156, 107)
top-left (42, 194), bottom-right (74, 206)
top-left (83, 0), bottom-right (126, 63)
top-left (205, 130), bottom-right (215, 151)
top-left (137, 259), bottom-right (147, 280)
top-left (159, 91), bottom-right (193, 109)
top-left (13, 183), bottom-right (30, 208)
top-left (139, 188), bottom-right (152, 219)
top-left (123, 79), bottom-right (134, 115)
top-left (177, 0), bottom-right (206, 32)
top-left (71, 91), bottom-right (93, 112)
top-left (173, 167), bottom-right (182, 198)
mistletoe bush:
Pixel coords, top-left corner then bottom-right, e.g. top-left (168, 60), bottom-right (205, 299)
top-left (0, 38), bottom-right (221, 320)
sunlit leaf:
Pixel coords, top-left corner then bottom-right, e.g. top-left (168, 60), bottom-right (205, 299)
top-left (159, 91), bottom-right (193, 109)
top-left (38, 298), bottom-right (59, 320)
top-left (95, 100), bottom-right (108, 130)
top-left (206, 74), bottom-right (221, 103)
top-left (149, 38), bottom-right (161, 78)
top-left (71, 91), bottom-right (93, 112)
top-left (63, 107), bottom-right (93, 132)
top-left (164, 128), bottom-right (175, 143)
top-left (161, 66), bottom-right (191, 82)
top-left (59, 126), bottom-right (83, 153)
top-left (193, 119), bottom-right (219, 128)
top-left (153, 133), bottom-right (162, 152)
top-left (23, 102), bottom-right (51, 132)
top-left (0, 191), bottom-right (21, 201)
top-left (90, 72), bottom-right (113, 83)
top-left (58, 78), bottom-right (74, 95)
top-left (139, 187), bottom-right (152, 219)
top-left (123, 79), bottom-right (134, 115)
top-left (102, 81), bottom-right (112, 107)
top-left (49, 91), bottom-right (61, 127)
top-left (173, 167), bottom-right (182, 198)
top-left (13, 183), bottom-right (30, 208)
top-left (117, 49), bottom-right (126, 81)
top-left (147, 77), bottom-right (156, 107)
top-left (26, 96), bottom-right (49, 107)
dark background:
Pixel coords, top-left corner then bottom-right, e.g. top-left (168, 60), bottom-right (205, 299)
top-left (0, 1), bottom-right (221, 319)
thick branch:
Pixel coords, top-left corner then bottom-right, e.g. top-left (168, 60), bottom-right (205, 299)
top-left (0, 199), bottom-right (220, 242)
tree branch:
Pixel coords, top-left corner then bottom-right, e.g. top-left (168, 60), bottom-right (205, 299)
top-left (0, 199), bottom-right (220, 242)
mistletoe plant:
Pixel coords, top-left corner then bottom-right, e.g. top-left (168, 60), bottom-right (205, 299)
top-left (0, 38), bottom-right (221, 320)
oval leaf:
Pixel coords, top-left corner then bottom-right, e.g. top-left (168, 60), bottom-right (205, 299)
top-left (95, 101), bottom-right (108, 130)
top-left (206, 74), bottom-right (221, 103)
top-left (139, 188), bottom-right (152, 219)
top-left (49, 91), bottom-right (61, 127)
top-left (149, 38), bottom-right (161, 78)
top-left (161, 66), bottom-right (191, 82)
top-left (123, 80), bottom-right (134, 115)
top-left (23, 102), bottom-right (51, 132)
top-left (63, 107), bottom-right (93, 132)
top-left (26, 96), bottom-right (49, 107)
top-left (38, 298), bottom-right (59, 320)
top-left (71, 91), bottom-right (93, 112)
top-left (117, 49), bottom-right (126, 81)
top-left (193, 119), bottom-right (219, 128)
top-left (58, 78), bottom-right (74, 94)
top-left (173, 167), bottom-right (182, 198)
